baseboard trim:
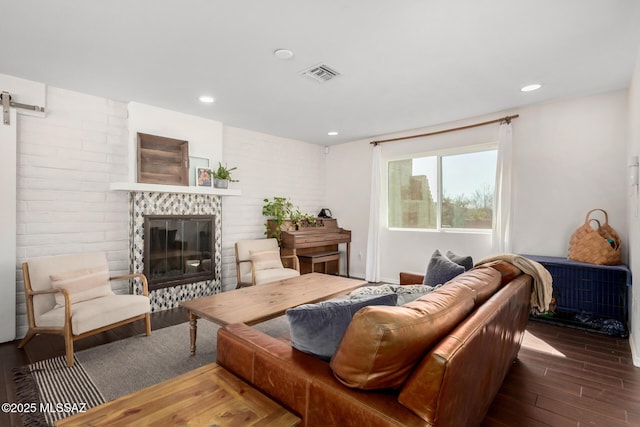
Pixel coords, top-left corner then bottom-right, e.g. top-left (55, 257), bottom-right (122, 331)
top-left (629, 332), bottom-right (640, 367)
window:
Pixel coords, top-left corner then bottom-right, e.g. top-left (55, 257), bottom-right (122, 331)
top-left (388, 147), bottom-right (497, 230)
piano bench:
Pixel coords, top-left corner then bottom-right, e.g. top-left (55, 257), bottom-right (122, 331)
top-left (298, 251), bottom-right (341, 275)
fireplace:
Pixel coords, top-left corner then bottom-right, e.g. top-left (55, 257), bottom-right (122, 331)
top-left (144, 215), bottom-right (215, 291)
top-left (129, 191), bottom-right (222, 312)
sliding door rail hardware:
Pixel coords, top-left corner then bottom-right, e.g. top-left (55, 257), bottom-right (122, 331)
top-left (1, 91), bottom-right (46, 125)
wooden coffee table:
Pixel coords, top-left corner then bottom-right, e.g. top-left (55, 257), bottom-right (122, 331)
top-left (181, 273), bottom-right (367, 355)
top-left (56, 363), bottom-right (300, 426)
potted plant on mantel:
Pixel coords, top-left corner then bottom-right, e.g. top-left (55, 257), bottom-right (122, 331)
top-left (262, 196), bottom-right (317, 244)
top-left (210, 162), bottom-right (238, 189)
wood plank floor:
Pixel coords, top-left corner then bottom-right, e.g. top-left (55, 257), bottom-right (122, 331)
top-left (483, 320), bottom-right (640, 426)
top-left (1, 308), bottom-right (638, 426)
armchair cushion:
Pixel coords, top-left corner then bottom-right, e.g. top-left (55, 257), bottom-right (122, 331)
top-left (250, 249), bottom-right (284, 271)
top-left (37, 294), bottom-right (151, 335)
top-left (50, 265), bottom-right (114, 307)
top-left (286, 293), bottom-right (399, 361)
top-left (253, 268), bottom-right (300, 286)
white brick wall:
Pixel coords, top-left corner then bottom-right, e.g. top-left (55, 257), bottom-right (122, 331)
top-left (13, 86), bottom-right (329, 334)
top-left (221, 126), bottom-right (327, 291)
top-left (15, 87), bottom-right (130, 337)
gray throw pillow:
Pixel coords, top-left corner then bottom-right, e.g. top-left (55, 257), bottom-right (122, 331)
top-left (423, 249), bottom-right (465, 286)
top-left (349, 284), bottom-right (440, 305)
top-left (393, 284), bottom-right (442, 305)
top-left (446, 250), bottom-right (473, 271)
top-left (286, 293), bottom-right (398, 361)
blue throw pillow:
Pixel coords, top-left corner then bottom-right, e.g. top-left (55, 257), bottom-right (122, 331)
top-left (423, 249), bottom-right (465, 286)
top-left (286, 293), bottom-right (398, 361)
top-left (446, 250), bottom-right (473, 271)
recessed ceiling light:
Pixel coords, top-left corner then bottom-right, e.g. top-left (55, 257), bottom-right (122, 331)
top-left (327, 131), bottom-right (339, 136)
top-left (521, 84), bottom-right (542, 92)
top-left (273, 49), bottom-right (294, 60)
top-left (198, 95), bottom-right (215, 103)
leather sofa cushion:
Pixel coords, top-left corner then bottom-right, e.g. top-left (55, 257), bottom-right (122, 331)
top-left (330, 284), bottom-right (476, 390)
top-left (448, 265), bottom-right (502, 306)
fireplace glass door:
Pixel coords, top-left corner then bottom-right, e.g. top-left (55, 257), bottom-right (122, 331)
top-left (144, 215), bottom-right (215, 290)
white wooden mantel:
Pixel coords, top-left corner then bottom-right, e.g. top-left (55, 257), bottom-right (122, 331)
top-left (109, 182), bottom-right (241, 196)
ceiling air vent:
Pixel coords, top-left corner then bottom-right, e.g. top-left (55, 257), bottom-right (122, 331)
top-left (300, 64), bottom-right (340, 83)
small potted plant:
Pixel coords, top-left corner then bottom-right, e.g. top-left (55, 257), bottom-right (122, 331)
top-left (262, 197), bottom-right (317, 243)
top-left (290, 210), bottom-right (317, 229)
top-left (210, 162), bottom-right (238, 189)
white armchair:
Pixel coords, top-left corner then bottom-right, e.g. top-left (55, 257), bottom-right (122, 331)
top-left (18, 252), bottom-right (151, 366)
top-left (235, 238), bottom-right (300, 288)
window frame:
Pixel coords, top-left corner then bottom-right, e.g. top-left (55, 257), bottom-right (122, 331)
top-left (385, 141), bottom-right (498, 234)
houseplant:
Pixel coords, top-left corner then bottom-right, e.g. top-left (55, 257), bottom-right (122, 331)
top-left (210, 162), bottom-right (238, 189)
top-left (262, 197), bottom-right (317, 243)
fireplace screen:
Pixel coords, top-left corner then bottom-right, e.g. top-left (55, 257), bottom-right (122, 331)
top-left (144, 215), bottom-right (215, 290)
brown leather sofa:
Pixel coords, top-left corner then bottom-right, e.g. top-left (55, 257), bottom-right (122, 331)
top-left (217, 261), bottom-right (532, 427)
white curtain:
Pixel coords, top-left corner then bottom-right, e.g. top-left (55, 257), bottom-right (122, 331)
top-left (492, 122), bottom-right (513, 253)
top-left (365, 144), bottom-right (382, 282)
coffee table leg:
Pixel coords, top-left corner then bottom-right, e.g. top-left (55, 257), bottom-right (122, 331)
top-left (189, 312), bottom-right (198, 356)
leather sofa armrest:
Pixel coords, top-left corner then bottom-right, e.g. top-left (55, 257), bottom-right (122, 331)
top-left (398, 275), bottom-right (532, 425)
top-left (399, 271), bottom-right (424, 285)
top-left (217, 323), bottom-right (330, 419)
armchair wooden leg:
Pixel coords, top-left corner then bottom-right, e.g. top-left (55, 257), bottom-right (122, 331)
top-left (17, 330), bottom-right (36, 349)
top-left (144, 313), bottom-right (151, 336)
top-left (64, 324), bottom-right (74, 367)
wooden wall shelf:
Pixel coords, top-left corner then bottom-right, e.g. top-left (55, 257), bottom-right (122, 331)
top-left (137, 132), bottom-right (189, 186)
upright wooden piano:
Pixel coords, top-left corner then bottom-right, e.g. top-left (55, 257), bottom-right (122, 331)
top-left (280, 218), bottom-right (351, 277)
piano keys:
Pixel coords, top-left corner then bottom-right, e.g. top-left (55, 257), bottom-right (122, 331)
top-left (280, 218), bottom-right (351, 277)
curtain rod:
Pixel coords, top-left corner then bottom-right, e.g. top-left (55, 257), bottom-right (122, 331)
top-left (370, 114), bottom-right (519, 146)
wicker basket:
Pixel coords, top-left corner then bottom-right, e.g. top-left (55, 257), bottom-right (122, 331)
top-left (568, 209), bottom-right (622, 265)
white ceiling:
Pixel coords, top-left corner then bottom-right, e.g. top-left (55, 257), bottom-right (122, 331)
top-left (1, 1), bottom-right (640, 145)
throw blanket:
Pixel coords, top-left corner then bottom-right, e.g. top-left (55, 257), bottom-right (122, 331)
top-left (477, 254), bottom-right (553, 313)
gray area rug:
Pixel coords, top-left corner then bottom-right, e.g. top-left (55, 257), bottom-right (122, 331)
top-left (12, 316), bottom-right (290, 426)
top-left (77, 316), bottom-right (290, 401)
